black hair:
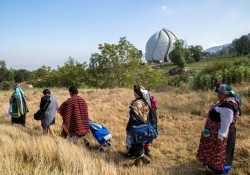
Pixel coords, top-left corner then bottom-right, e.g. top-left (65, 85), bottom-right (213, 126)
top-left (69, 86), bottom-right (78, 95)
top-left (43, 89), bottom-right (51, 95)
top-left (134, 85), bottom-right (143, 98)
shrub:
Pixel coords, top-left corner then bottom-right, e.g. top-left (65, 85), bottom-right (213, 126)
top-left (0, 81), bottom-right (13, 90)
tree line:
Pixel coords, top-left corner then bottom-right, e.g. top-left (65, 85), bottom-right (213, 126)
top-left (0, 37), bottom-right (166, 90)
top-left (1, 34), bottom-right (250, 91)
top-left (170, 34), bottom-right (250, 68)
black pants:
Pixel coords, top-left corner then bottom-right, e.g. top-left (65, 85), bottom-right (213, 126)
top-left (128, 143), bottom-right (144, 159)
top-left (11, 115), bottom-right (26, 127)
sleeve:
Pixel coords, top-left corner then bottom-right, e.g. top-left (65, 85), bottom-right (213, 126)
top-left (126, 116), bottom-right (134, 133)
top-left (9, 95), bottom-right (15, 105)
top-left (40, 96), bottom-right (47, 109)
top-left (215, 107), bottom-right (234, 140)
top-left (126, 109), bottom-right (137, 133)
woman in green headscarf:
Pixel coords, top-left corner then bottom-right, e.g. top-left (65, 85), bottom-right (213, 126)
top-left (196, 82), bottom-right (242, 174)
top-left (9, 83), bottom-right (29, 127)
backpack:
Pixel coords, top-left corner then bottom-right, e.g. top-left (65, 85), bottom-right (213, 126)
top-left (149, 94), bottom-right (158, 110)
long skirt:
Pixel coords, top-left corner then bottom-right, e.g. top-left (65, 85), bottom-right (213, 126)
top-left (197, 118), bottom-right (236, 173)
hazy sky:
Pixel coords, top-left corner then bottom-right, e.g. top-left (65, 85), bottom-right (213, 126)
top-left (1, 0), bottom-right (250, 70)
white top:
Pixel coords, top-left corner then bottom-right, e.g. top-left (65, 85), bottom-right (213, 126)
top-left (214, 106), bottom-right (234, 140)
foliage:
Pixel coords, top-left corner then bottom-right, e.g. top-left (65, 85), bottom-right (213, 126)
top-left (191, 58), bottom-right (250, 89)
top-left (167, 74), bottom-right (190, 87)
top-left (88, 37), bottom-right (166, 88)
top-left (189, 45), bottom-right (203, 62)
top-left (184, 47), bottom-right (193, 63)
top-left (29, 58), bottom-right (88, 88)
top-left (169, 41), bottom-right (186, 68)
top-left (0, 60), bottom-right (14, 83)
top-left (232, 35), bottom-right (250, 55)
top-left (13, 69), bottom-right (31, 82)
top-left (0, 81), bottom-right (13, 90)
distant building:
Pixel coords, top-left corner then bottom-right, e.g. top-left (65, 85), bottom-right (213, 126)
top-left (145, 28), bottom-right (178, 63)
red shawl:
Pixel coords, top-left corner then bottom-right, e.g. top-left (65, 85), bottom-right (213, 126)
top-left (58, 95), bottom-right (89, 137)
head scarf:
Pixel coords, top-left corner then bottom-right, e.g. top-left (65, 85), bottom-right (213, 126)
top-left (11, 84), bottom-right (29, 117)
top-left (134, 85), bottom-right (151, 107)
top-left (214, 82), bottom-right (242, 108)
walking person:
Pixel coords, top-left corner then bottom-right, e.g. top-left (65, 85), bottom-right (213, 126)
top-left (196, 82), bottom-right (242, 174)
top-left (125, 85), bottom-right (158, 166)
top-left (58, 86), bottom-right (89, 145)
top-left (40, 89), bottom-right (58, 135)
top-left (9, 83), bottom-right (29, 127)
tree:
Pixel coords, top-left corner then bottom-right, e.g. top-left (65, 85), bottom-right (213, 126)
top-left (189, 45), bottom-right (203, 62)
top-left (0, 60), bottom-right (8, 82)
top-left (169, 41), bottom-right (186, 68)
top-left (232, 35), bottom-right (250, 55)
top-left (88, 37), bottom-right (165, 88)
top-left (0, 60), bottom-right (15, 82)
top-left (14, 69), bottom-right (31, 82)
top-left (29, 57), bottom-right (88, 88)
top-left (57, 57), bottom-right (88, 87)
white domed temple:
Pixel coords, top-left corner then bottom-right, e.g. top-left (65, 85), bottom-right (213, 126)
top-left (145, 28), bottom-right (178, 63)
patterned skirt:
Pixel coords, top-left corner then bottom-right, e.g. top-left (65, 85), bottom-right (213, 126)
top-left (196, 118), bottom-right (227, 170)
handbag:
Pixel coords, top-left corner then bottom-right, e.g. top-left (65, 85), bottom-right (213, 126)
top-left (33, 98), bottom-right (51, 120)
top-left (34, 109), bottom-right (43, 120)
top-left (130, 122), bottom-right (158, 144)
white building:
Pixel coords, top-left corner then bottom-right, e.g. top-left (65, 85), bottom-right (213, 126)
top-left (145, 28), bottom-right (178, 63)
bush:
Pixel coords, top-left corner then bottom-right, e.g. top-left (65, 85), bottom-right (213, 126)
top-left (191, 59), bottom-right (250, 89)
top-left (168, 74), bottom-right (190, 87)
top-left (0, 81), bottom-right (13, 90)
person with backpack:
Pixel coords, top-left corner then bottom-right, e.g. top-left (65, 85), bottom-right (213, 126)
top-left (125, 85), bottom-right (158, 166)
top-left (40, 89), bottom-right (58, 135)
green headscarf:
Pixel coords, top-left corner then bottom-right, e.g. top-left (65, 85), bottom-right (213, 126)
top-left (214, 82), bottom-right (242, 108)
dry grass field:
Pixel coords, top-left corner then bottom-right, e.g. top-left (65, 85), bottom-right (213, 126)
top-left (0, 86), bottom-right (249, 175)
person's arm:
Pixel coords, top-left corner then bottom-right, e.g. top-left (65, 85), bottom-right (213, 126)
top-left (40, 96), bottom-right (47, 109)
top-left (215, 106), bottom-right (234, 140)
top-left (9, 95), bottom-right (15, 105)
top-left (126, 115), bottom-right (134, 134)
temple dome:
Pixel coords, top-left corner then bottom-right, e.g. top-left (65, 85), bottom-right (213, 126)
top-left (145, 28), bottom-right (178, 63)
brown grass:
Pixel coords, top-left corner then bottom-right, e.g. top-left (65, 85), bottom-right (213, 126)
top-left (0, 86), bottom-right (249, 175)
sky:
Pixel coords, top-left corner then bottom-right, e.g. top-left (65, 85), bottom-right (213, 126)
top-left (1, 0), bottom-right (250, 70)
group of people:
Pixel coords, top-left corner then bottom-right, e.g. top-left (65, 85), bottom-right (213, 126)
top-left (9, 84), bottom-right (90, 144)
top-left (7, 82), bottom-right (242, 174)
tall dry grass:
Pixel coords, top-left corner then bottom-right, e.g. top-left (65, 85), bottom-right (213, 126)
top-left (0, 86), bottom-right (249, 175)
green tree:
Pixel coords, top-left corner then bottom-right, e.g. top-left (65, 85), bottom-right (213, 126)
top-left (29, 57), bottom-right (88, 88)
top-left (189, 45), bottom-right (203, 62)
top-left (14, 69), bottom-right (31, 82)
top-left (0, 60), bottom-right (15, 82)
top-left (89, 37), bottom-right (165, 88)
top-left (0, 60), bottom-right (8, 82)
top-left (57, 57), bottom-right (88, 87)
top-left (232, 35), bottom-right (250, 55)
top-left (169, 41), bottom-right (186, 68)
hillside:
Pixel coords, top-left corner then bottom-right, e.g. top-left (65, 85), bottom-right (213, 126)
top-left (204, 33), bottom-right (250, 54)
top-left (0, 87), bottom-right (249, 175)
